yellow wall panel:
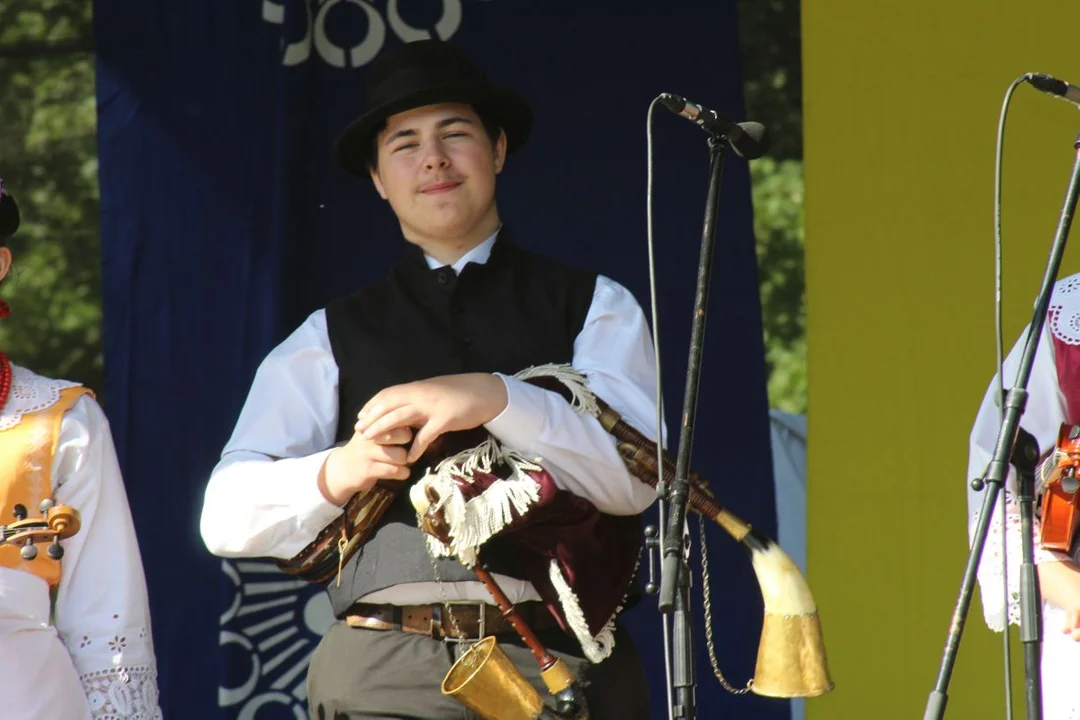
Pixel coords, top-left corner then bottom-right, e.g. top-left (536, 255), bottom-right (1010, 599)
top-left (803, 2), bottom-right (1080, 717)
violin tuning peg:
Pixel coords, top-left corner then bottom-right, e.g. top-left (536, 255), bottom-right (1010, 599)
top-left (20, 543), bottom-right (38, 561)
top-left (12, 504), bottom-right (27, 521)
top-left (46, 541), bottom-right (64, 560)
top-left (38, 498), bottom-right (54, 514)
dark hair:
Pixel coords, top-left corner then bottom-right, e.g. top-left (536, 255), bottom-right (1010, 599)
top-left (365, 104), bottom-right (503, 172)
top-left (0, 191), bottom-right (20, 247)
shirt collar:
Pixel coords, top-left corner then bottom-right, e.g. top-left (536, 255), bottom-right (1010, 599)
top-left (423, 226), bottom-right (501, 274)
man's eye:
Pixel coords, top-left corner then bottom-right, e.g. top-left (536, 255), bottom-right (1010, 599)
top-left (393, 143), bottom-right (418, 152)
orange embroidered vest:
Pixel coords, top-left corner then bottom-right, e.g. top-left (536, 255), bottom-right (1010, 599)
top-left (0, 385), bottom-right (92, 586)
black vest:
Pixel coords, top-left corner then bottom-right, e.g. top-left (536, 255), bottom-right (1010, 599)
top-left (323, 230), bottom-right (597, 616)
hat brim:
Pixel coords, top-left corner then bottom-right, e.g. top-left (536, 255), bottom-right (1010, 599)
top-left (334, 81), bottom-right (533, 177)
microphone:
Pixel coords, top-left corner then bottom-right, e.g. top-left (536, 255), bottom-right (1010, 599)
top-left (1026, 73), bottom-right (1080, 109)
top-left (658, 93), bottom-right (768, 159)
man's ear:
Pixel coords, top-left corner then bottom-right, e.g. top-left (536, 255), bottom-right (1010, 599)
top-left (370, 167), bottom-right (388, 200)
top-left (494, 129), bottom-right (507, 175)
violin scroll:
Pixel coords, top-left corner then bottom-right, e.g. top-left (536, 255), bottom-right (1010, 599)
top-left (1, 499), bottom-right (81, 560)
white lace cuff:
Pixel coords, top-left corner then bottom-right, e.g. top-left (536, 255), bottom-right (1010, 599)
top-left (81, 665), bottom-right (163, 720)
top-left (973, 490), bottom-right (1070, 631)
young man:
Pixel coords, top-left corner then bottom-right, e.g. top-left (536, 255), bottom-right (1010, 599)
top-left (200, 40), bottom-right (659, 719)
top-left (0, 181), bottom-right (162, 720)
top-left (968, 274), bottom-right (1080, 719)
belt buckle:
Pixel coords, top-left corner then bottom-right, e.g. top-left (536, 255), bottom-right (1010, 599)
top-left (442, 601), bottom-right (486, 643)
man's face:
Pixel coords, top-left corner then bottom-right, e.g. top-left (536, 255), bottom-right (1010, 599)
top-left (370, 103), bottom-right (506, 245)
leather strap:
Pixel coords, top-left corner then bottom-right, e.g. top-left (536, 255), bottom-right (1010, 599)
top-left (343, 601), bottom-right (558, 640)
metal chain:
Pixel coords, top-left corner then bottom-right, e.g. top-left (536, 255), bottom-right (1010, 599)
top-left (430, 557), bottom-right (466, 641)
top-left (698, 516), bottom-right (754, 695)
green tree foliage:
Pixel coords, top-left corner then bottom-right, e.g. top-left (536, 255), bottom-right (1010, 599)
top-left (0, 0), bottom-right (101, 396)
top-left (737, 0), bottom-right (806, 413)
top-left (752, 158), bottom-right (805, 414)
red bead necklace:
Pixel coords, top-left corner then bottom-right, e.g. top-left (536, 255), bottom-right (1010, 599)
top-left (0, 350), bottom-right (11, 412)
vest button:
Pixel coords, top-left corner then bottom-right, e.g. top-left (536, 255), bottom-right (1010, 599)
top-left (436, 269), bottom-right (452, 285)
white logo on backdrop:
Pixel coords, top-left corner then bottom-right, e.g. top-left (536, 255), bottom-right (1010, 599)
top-left (262, 0), bottom-right (488, 68)
top-left (217, 560), bottom-right (335, 718)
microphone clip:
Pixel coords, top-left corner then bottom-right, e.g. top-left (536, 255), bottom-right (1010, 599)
top-left (657, 92), bottom-right (769, 159)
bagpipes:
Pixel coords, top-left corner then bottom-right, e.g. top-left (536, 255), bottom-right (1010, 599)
top-left (276, 365), bottom-right (833, 718)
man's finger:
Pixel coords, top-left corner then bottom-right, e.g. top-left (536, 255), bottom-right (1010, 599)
top-left (370, 462), bottom-right (411, 481)
top-left (407, 425), bottom-right (441, 464)
top-left (357, 390), bottom-right (408, 432)
top-left (374, 444), bottom-right (408, 466)
top-left (373, 427), bottom-right (413, 446)
top-left (360, 406), bottom-right (420, 439)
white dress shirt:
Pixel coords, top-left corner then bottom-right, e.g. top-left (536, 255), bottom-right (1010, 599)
top-left (0, 365), bottom-right (161, 720)
top-left (200, 233), bottom-right (663, 604)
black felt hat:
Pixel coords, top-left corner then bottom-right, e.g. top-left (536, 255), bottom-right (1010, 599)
top-left (333, 40), bottom-right (533, 176)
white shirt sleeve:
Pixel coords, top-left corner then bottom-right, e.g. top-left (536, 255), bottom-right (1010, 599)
top-left (199, 309), bottom-right (345, 559)
top-left (967, 322), bottom-right (1072, 631)
top-left (52, 395), bottom-right (162, 720)
top-left (485, 275), bottom-right (664, 516)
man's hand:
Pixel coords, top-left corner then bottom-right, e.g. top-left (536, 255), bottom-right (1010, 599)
top-left (355, 373), bottom-right (509, 463)
top-left (317, 427), bottom-right (413, 506)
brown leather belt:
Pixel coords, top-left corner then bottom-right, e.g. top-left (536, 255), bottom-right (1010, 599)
top-left (343, 601), bottom-right (558, 641)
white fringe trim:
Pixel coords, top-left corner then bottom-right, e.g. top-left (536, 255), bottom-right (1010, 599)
top-left (548, 560), bottom-right (617, 664)
top-left (412, 439), bottom-right (544, 567)
top-left (413, 363), bottom-right (601, 566)
top-left (512, 363), bottom-right (600, 418)
top-left (412, 362), bottom-right (632, 659)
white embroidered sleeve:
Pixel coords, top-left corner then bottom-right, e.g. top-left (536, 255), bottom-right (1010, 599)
top-left (485, 275), bottom-right (665, 516)
top-left (51, 394), bottom-right (162, 719)
top-left (967, 321), bottom-right (1071, 631)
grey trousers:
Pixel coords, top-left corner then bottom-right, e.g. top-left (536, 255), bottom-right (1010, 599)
top-left (307, 620), bottom-right (651, 720)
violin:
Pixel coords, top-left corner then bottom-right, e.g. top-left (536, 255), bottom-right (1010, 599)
top-left (0, 499), bottom-right (80, 561)
top-left (1037, 423), bottom-right (1080, 551)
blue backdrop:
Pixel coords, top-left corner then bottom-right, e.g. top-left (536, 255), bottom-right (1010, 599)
top-left (93, 2), bottom-right (780, 718)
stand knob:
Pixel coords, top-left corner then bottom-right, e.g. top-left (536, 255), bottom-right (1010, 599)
top-left (644, 525), bottom-right (660, 595)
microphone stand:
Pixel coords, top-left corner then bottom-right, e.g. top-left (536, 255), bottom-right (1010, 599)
top-left (658, 132), bottom-right (729, 720)
top-left (924, 132), bottom-right (1080, 720)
